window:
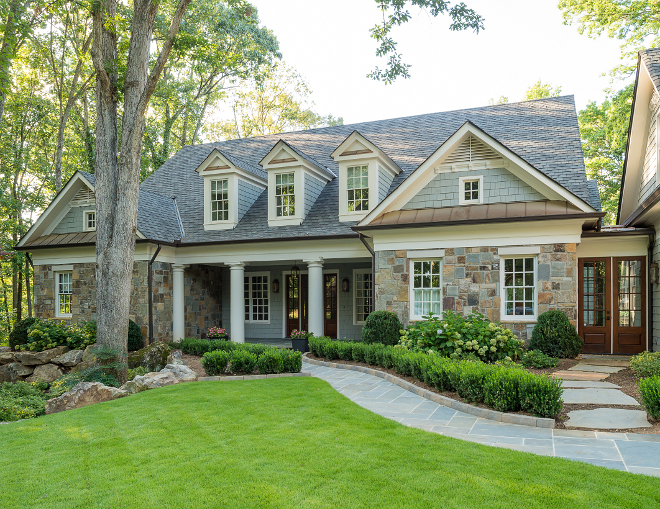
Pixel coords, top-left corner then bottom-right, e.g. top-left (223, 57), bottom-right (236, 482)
top-left (354, 270), bottom-right (372, 324)
top-left (411, 260), bottom-right (442, 320)
top-left (459, 176), bottom-right (483, 205)
top-left (211, 179), bottom-right (229, 221)
top-left (244, 273), bottom-right (269, 322)
top-left (347, 165), bottom-right (369, 211)
top-left (84, 211), bottom-right (96, 231)
top-left (275, 173), bottom-right (295, 217)
top-left (502, 257), bottom-right (536, 319)
top-left (56, 272), bottom-right (72, 317)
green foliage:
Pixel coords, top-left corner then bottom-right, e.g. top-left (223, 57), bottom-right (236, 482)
top-left (0, 381), bottom-right (47, 421)
top-left (521, 350), bottom-right (560, 369)
top-left (400, 311), bottom-right (525, 362)
top-left (639, 376), bottom-right (660, 420)
top-left (8, 317), bottom-right (36, 350)
top-left (529, 310), bottom-right (583, 359)
top-left (280, 349), bottom-right (303, 374)
top-left (351, 342), bottom-right (368, 363)
top-left (201, 350), bottom-right (231, 376)
top-left (127, 366), bottom-right (149, 381)
top-left (127, 320), bottom-right (143, 352)
top-left (362, 310), bottom-right (403, 346)
top-left (49, 372), bottom-right (83, 398)
top-left (229, 350), bottom-right (257, 375)
top-left (180, 337), bottom-right (236, 356)
top-left (522, 80), bottom-right (562, 101)
top-left (48, 367), bottom-right (121, 398)
top-left (630, 351), bottom-right (660, 379)
top-left (519, 375), bottom-right (564, 419)
top-left (256, 349), bottom-right (284, 375)
top-left (16, 319), bottom-right (96, 352)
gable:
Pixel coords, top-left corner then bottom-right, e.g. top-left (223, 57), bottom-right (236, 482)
top-left (442, 135), bottom-right (501, 165)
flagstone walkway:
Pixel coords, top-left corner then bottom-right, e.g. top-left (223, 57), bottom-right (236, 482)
top-left (303, 360), bottom-right (660, 476)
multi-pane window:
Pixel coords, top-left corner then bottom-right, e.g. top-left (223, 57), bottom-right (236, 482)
top-left (502, 257), bottom-right (536, 318)
top-left (582, 261), bottom-right (606, 326)
top-left (56, 272), bottom-right (72, 316)
top-left (275, 173), bottom-right (295, 217)
top-left (85, 211), bottom-right (96, 230)
top-left (618, 260), bottom-right (642, 327)
top-left (244, 274), bottom-right (269, 322)
top-left (347, 165), bottom-right (369, 211)
top-left (354, 271), bottom-right (372, 324)
top-left (211, 179), bottom-right (229, 221)
top-left (411, 260), bottom-right (442, 319)
top-left (463, 179), bottom-right (480, 202)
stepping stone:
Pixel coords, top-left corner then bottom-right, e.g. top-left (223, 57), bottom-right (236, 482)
top-left (568, 364), bottom-right (624, 373)
top-left (565, 409), bottom-right (651, 429)
top-left (561, 381), bottom-right (620, 389)
top-left (554, 370), bottom-right (609, 381)
top-left (576, 359), bottom-right (630, 367)
top-left (582, 354), bottom-right (631, 362)
top-left (562, 389), bottom-right (639, 405)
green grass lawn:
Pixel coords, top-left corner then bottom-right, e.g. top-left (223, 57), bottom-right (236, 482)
top-left (1, 378), bottom-right (659, 509)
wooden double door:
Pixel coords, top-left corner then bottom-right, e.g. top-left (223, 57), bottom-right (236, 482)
top-left (578, 257), bottom-right (647, 354)
top-left (286, 273), bottom-right (337, 338)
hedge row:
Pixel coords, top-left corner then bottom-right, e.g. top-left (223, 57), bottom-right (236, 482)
top-left (639, 376), bottom-right (660, 420)
top-left (309, 336), bottom-right (563, 418)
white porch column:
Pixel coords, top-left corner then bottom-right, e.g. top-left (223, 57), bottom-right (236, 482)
top-left (228, 262), bottom-right (246, 343)
top-left (306, 259), bottom-right (324, 337)
top-left (172, 264), bottom-right (185, 342)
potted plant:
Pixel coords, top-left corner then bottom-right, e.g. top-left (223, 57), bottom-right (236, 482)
top-left (290, 330), bottom-right (311, 353)
top-left (207, 326), bottom-right (227, 340)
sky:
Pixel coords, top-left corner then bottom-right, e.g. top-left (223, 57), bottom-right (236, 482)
top-left (252, 0), bottom-right (630, 125)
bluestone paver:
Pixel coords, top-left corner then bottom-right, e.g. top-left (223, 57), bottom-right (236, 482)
top-left (566, 409), bottom-right (651, 429)
top-left (568, 364), bottom-right (624, 373)
top-left (562, 388), bottom-right (639, 405)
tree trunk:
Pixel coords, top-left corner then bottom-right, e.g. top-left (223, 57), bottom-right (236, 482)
top-left (25, 256), bottom-right (31, 318)
top-left (16, 268), bottom-right (22, 322)
top-left (0, 0), bottom-right (23, 129)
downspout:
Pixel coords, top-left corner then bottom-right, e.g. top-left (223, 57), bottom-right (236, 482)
top-left (649, 233), bottom-right (655, 352)
top-left (26, 253), bottom-right (33, 318)
top-left (148, 244), bottom-right (162, 345)
top-left (359, 234), bottom-right (376, 313)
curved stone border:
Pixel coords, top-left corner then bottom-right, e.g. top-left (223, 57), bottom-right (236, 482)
top-left (303, 355), bottom-right (555, 429)
top-left (198, 372), bottom-right (311, 382)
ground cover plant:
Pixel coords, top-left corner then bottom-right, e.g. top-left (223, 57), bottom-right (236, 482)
top-left (631, 352), bottom-right (660, 379)
top-left (521, 350), bottom-right (560, 369)
top-left (0, 381), bottom-right (48, 421)
top-left (1, 379), bottom-right (658, 509)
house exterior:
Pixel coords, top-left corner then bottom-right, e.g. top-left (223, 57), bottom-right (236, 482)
top-left (15, 85), bottom-right (658, 353)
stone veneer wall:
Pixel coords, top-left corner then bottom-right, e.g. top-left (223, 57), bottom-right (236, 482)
top-left (184, 264), bottom-right (223, 338)
top-left (375, 243), bottom-right (577, 341)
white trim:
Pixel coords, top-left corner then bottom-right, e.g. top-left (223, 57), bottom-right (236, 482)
top-left (458, 175), bottom-right (484, 205)
top-left (499, 255), bottom-right (538, 323)
top-left (498, 246), bottom-right (541, 256)
top-left (407, 249), bottom-right (446, 258)
top-left (244, 271), bottom-right (270, 324)
top-left (330, 131), bottom-right (402, 176)
top-left (54, 270), bottom-right (73, 318)
top-left (83, 209), bottom-right (96, 231)
top-left (408, 257), bottom-right (443, 321)
top-left (352, 268), bottom-right (372, 325)
top-left (52, 264), bottom-right (74, 271)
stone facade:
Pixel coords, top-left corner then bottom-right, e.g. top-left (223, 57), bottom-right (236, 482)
top-left (375, 244), bottom-right (578, 341)
top-left (184, 264), bottom-right (223, 338)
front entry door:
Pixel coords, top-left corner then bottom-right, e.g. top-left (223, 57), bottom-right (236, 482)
top-left (324, 274), bottom-right (338, 339)
top-left (286, 274), bottom-right (308, 337)
top-left (579, 259), bottom-right (610, 354)
top-left (613, 257), bottom-right (646, 354)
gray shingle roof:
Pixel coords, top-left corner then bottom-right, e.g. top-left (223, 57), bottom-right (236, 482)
top-left (274, 139), bottom-right (335, 178)
top-left (587, 180), bottom-right (602, 211)
top-left (641, 49), bottom-right (660, 91)
top-left (216, 149), bottom-right (266, 180)
top-left (140, 95), bottom-right (592, 244)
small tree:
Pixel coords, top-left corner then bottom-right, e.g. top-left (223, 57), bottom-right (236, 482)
top-left (529, 310), bottom-right (583, 359)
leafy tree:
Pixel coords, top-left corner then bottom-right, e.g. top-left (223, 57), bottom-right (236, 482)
top-left (522, 80), bottom-right (562, 101)
top-left (488, 95), bottom-right (509, 105)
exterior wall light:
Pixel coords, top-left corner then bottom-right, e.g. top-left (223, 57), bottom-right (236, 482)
top-left (272, 279), bottom-right (280, 293)
top-left (342, 277), bottom-right (350, 292)
top-left (651, 262), bottom-right (659, 284)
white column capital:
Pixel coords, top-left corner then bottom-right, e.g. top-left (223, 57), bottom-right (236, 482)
top-left (172, 264), bottom-right (187, 272)
top-left (227, 262), bottom-right (246, 270)
top-left (304, 259), bottom-right (324, 268)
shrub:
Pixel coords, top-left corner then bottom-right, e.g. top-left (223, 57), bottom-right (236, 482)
top-left (454, 361), bottom-right (493, 403)
top-left (322, 341), bottom-right (340, 360)
top-left (201, 350), bottom-right (230, 376)
top-left (484, 368), bottom-right (523, 412)
top-left (521, 350), bottom-right (560, 369)
top-left (639, 376), bottom-right (660, 420)
top-left (257, 349), bottom-right (284, 374)
top-left (351, 342), bottom-right (368, 363)
top-left (362, 311), bottom-right (403, 346)
top-left (242, 343), bottom-right (269, 358)
top-left (308, 336), bottom-right (325, 357)
top-left (336, 341), bottom-right (354, 361)
top-left (127, 320), bottom-right (143, 351)
top-left (127, 366), bottom-right (148, 381)
top-left (280, 349), bottom-right (303, 373)
top-left (8, 317), bottom-right (36, 350)
top-left (400, 311), bottom-right (525, 362)
top-left (0, 381), bottom-right (47, 421)
top-left (519, 374), bottom-right (563, 418)
top-left (630, 352), bottom-right (660, 379)
top-left (180, 338), bottom-right (235, 356)
top-left (16, 319), bottom-right (96, 352)
top-left (229, 350), bottom-right (257, 375)
top-left (529, 310), bottom-right (583, 358)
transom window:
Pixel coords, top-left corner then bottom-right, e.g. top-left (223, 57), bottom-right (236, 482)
top-left (354, 270), bottom-right (372, 324)
top-left (411, 260), bottom-right (442, 319)
top-left (347, 165), bottom-right (369, 211)
top-left (275, 173), bottom-right (295, 217)
top-left (502, 257), bottom-right (536, 319)
top-left (85, 211), bottom-right (96, 231)
top-left (56, 272), bottom-right (72, 317)
top-left (244, 273), bottom-right (269, 322)
top-left (211, 179), bottom-right (229, 221)
top-left (462, 179), bottom-right (480, 202)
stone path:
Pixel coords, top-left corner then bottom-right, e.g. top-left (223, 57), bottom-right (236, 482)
top-left (304, 360), bottom-right (660, 476)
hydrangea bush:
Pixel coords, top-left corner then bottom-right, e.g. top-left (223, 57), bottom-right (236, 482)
top-left (399, 311), bottom-right (524, 362)
top-left (17, 319), bottom-right (96, 352)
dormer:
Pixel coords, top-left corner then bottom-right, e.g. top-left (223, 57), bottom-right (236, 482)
top-left (260, 140), bottom-right (334, 227)
top-left (331, 131), bottom-right (402, 222)
top-left (195, 149), bottom-right (267, 230)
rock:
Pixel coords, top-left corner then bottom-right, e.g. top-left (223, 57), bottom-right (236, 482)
top-left (52, 349), bottom-right (84, 367)
top-left (0, 352), bottom-right (15, 365)
top-left (128, 342), bottom-right (170, 372)
top-left (45, 382), bottom-right (129, 415)
top-left (0, 362), bottom-right (34, 383)
top-left (25, 363), bottom-right (64, 383)
top-left (0, 346), bottom-right (11, 353)
top-left (14, 346), bottom-right (70, 366)
top-left (70, 345), bottom-right (97, 373)
top-left (120, 371), bottom-right (179, 394)
top-left (160, 364), bottom-right (197, 382)
top-left (166, 350), bottom-right (187, 366)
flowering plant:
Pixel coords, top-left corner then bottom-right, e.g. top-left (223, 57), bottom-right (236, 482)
top-left (290, 330), bottom-right (311, 339)
top-left (207, 326), bottom-right (227, 339)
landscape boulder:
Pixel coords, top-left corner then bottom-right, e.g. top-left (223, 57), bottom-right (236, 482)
top-left (15, 346), bottom-right (70, 366)
top-left (120, 372), bottom-right (179, 394)
top-left (26, 363), bottom-right (64, 383)
top-left (52, 349), bottom-right (84, 367)
top-left (0, 362), bottom-right (34, 383)
top-left (167, 350), bottom-right (187, 366)
top-left (0, 352), bottom-right (15, 365)
top-left (70, 345), bottom-right (97, 373)
top-left (160, 364), bottom-right (198, 382)
top-left (0, 346), bottom-right (11, 353)
top-left (128, 342), bottom-right (170, 372)
top-left (45, 382), bottom-right (129, 414)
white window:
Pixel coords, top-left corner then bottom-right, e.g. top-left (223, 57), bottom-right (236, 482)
top-left (459, 176), bottom-right (484, 205)
top-left (244, 273), bottom-right (269, 323)
top-left (353, 270), bottom-right (372, 324)
top-left (501, 257), bottom-right (537, 321)
top-left (275, 173), bottom-right (295, 217)
top-left (55, 272), bottom-right (73, 317)
top-left (347, 165), bottom-right (369, 212)
top-left (84, 211), bottom-right (96, 231)
top-left (211, 179), bottom-right (229, 221)
top-left (410, 260), bottom-right (442, 320)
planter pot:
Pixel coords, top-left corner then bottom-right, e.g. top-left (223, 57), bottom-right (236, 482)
top-left (291, 338), bottom-right (309, 353)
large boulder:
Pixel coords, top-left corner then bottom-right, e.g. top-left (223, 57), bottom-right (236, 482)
top-left (0, 346), bottom-right (11, 353)
top-left (120, 371), bottom-right (179, 394)
top-left (45, 382), bottom-right (129, 414)
top-left (15, 346), bottom-right (70, 366)
top-left (0, 352), bottom-right (15, 365)
top-left (52, 349), bottom-right (84, 367)
top-left (70, 345), bottom-right (97, 373)
top-left (0, 362), bottom-right (34, 383)
top-left (160, 364), bottom-right (198, 382)
top-left (128, 342), bottom-right (170, 372)
top-left (26, 363), bottom-right (64, 383)
top-left (167, 350), bottom-right (187, 366)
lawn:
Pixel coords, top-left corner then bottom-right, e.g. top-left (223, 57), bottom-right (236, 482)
top-left (1, 378), bottom-right (659, 509)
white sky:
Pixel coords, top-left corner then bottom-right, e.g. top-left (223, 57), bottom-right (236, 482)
top-left (252, 0), bottom-right (631, 125)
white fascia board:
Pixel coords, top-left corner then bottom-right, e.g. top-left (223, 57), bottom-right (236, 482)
top-left (331, 131), bottom-right (402, 176)
top-left (196, 149), bottom-right (267, 187)
top-left (302, 163), bottom-right (333, 183)
top-left (576, 236), bottom-right (649, 258)
top-left (31, 243), bottom-right (177, 265)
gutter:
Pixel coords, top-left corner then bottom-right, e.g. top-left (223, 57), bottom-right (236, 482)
top-left (359, 234), bottom-right (376, 313)
top-left (148, 244), bottom-right (162, 345)
top-left (581, 228), bottom-right (655, 238)
top-left (649, 233), bottom-right (655, 353)
top-left (622, 185), bottom-right (660, 227)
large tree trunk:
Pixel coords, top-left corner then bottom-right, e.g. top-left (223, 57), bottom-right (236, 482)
top-left (0, 0), bottom-right (23, 128)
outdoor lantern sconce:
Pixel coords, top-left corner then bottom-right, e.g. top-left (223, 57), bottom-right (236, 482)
top-left (272, 279), bottom-right (280, 293)
top-left (651, 262), bottom-right (659, 284)
top-left (342, 277), bottom-right (350, 292)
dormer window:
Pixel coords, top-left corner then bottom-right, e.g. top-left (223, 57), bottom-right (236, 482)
top-left (347, 165), bottom-right (369, 211)
top-left (275, 173), bottom-right (295, 217)
top-left (211, 179), bottom-right (229, 221)
top-left (84, 211), bottom-right (96, 231)
top-left (459, 176), bottom-right (483, 205)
